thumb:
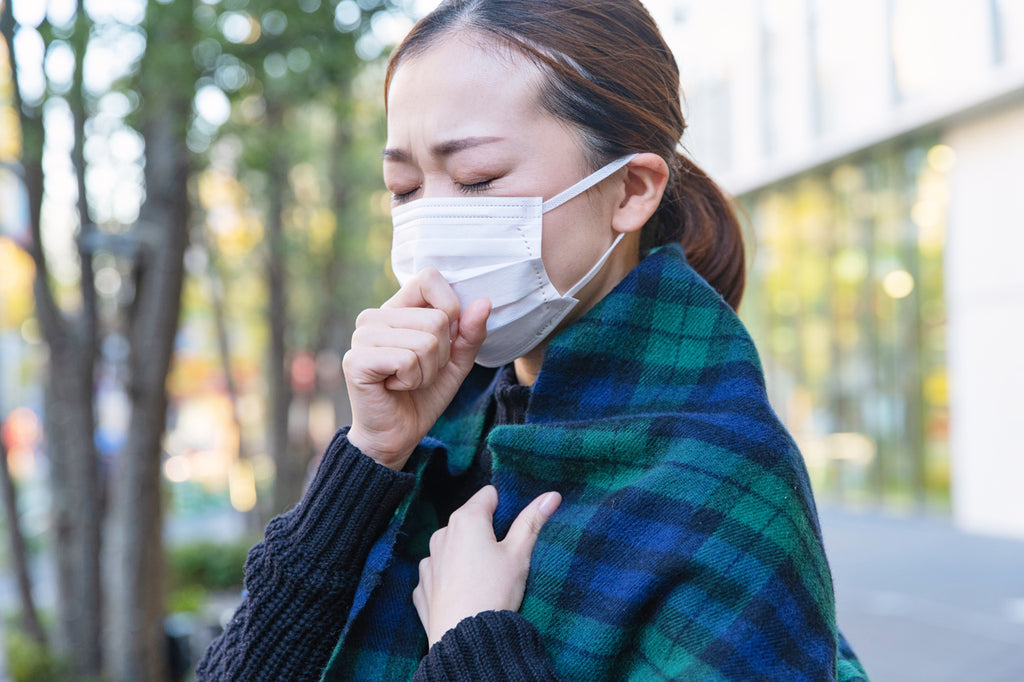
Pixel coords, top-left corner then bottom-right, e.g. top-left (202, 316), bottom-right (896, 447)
top-left (504, 491), bottom-right (562, 553)
top-left (448, 298), bottom-right (491, 369)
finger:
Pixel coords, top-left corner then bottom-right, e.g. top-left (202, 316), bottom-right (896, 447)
top-left (446, 297), bottom-right (492, 371)
top-left (417, 557), bottom-right (432, 591)
top-left (504, 491), bottom-right (562, 554)
top-left (459, 484), bottom-right (499, 515)
top-left (354, 306), bottom-right (451, 339)
top-left (351, 327), bottom-right (446, 384)
top-left (412, 585), bottom-right (426, 629)
top-left (428, 527), bottom-right (446, 558)
top-left (384, 269), bottom-right (461, 336)
top-left (446, 484), bottom-right (499, 534)
top-left (344, 346), bottom-right (424, 390)
top-left (412, 562), bottom-right (429, 630)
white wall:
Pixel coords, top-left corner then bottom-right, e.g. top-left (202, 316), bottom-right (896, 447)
top-left (945, 99), bottom-right (1024, 539)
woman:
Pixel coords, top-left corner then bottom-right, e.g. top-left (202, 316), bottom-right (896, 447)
top-left (198, 0), bottom-right (869, 680)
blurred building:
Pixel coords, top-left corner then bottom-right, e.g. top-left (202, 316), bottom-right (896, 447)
top-left (647, 0), bottom-right (1024, 538)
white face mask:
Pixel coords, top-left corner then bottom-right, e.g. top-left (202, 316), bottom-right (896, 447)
top-left (390, 154), bottom-right (637, 368)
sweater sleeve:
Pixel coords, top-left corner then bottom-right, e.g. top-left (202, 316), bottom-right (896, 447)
top-left (412, 610), bottom-right (562, 681)
top-left (195, 428), bottom-right (416, 682)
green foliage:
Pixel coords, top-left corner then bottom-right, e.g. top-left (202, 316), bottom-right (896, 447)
top-left (3, 631), bottom-right (70, 682)
top-left (194, 1), bottom-right (404, 361)
top-left (167, 584), bottom-right (209, 614)
top-left (166, 538), bottom-right (254, 593)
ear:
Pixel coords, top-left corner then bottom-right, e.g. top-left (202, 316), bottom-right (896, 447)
top-left (611, 153), bottom-right (669, 235)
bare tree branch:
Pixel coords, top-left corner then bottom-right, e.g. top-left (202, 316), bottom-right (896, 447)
top-left (70, 0), bottom-right (99, 361)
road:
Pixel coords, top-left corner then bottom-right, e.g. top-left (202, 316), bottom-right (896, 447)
top-left (821, 506), bottom-right (1024, 682)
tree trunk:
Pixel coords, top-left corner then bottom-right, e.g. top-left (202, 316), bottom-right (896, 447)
top-left (0, 431), bottom-right (46, 645)
top-left (266, 101), bottom-right (299, 516)
top-left (104, 3), bottom-right (192, 679)
top-left (104, 110), bottom-right (188, 682)
top-left (2, 3), bottom-right (103, 674)
top-left (44, 342), bottom-right (103, 676)
top-left (66, 3), bottom-right (104, 671)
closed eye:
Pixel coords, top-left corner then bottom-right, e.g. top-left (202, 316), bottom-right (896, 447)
top-left (391, 188), bottom-right (419, 202)
top-left (390, 178), bottom-right (496, 202)
top-left (457, 180), bottom-right (494, 194)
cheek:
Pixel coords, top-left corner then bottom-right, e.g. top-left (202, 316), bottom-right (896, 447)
top-left (540, 200), bottom-right (613, 294)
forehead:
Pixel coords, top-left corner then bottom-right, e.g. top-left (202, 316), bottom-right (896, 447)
top-left (386, 34), bottom-right (548, 145)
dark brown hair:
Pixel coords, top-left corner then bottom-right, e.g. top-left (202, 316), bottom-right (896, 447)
top-left (385, 0), bottom-right (746, 309)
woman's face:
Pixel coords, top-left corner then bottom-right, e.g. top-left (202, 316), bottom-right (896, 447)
top-left (384, 33), bottom-right (633, 306)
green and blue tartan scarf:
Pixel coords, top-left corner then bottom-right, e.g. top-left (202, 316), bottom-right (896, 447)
top-left (323, 243), bottom-right (868, 681)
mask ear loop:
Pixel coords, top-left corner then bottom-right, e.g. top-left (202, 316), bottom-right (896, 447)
top-left (541, 154), bottom-right (638, 213)
top-left (541, 154), bottom-right (636, 299)
top-left (564, 233), bottom-right (625, 298)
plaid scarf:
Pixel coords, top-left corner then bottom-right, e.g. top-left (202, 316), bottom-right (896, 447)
top-left (322, 243), bottom-right (868, 681)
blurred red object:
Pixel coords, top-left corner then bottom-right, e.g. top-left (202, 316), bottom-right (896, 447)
top-left (290, 351), bottom-right (317, 395)
top-left (1, 407), bottom-right (41, 452)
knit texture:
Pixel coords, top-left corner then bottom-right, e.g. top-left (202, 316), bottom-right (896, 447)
top-left (195, 428), bottom-right (417, 681)
top-left (413, 611), bottom-right (558, 681)
top-left (322, 243), bottom-right (869, 681)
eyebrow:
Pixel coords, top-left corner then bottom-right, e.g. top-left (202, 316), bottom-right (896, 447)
top-left (382, 136), bottom-right (505, 162)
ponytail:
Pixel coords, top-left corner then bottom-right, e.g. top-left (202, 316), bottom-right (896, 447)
top-left (642, 151), bottom-right (746, 311)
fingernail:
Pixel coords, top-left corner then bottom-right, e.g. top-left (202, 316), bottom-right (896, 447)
top-left (539, 492), bottom-right (561, 517)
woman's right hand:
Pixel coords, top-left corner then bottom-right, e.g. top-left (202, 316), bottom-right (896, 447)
top-left (343, 268), bottom-right (491, 471)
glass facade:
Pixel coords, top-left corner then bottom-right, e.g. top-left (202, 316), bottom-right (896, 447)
top-left (658, 0), bottom-right (1024, 513)
top-left (740, 139), bottom-right (952, 508)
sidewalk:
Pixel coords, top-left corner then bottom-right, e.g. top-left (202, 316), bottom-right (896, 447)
top-left (3, 507), bottom-right (1021, 681)
top-left (820, 506), bottom-right (1024, 682)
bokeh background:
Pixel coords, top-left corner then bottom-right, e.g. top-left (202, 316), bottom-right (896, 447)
top-left (0, 0), bottom-right (1021, 680)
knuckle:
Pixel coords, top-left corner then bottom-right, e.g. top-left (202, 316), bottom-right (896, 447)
top-left (448, 505), bottom-right (477, 528)
top-left (354, 308), bottom-right (378, 328)
top-left (418, 266), bottom-right (442, 282)
top-left (341, 349), bottom-right (359, 373)
top-left (430, 307), bottom-right (451, 330)
top-left (417, 332), bottom-right (440, 358)
top-left (428, 528), bottom-right (445, 552)
top-left (349, 326), bottom-right (370, 346)
top-left (395, 349), bottom-right (419, 373)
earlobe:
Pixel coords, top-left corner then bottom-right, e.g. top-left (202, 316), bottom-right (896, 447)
top-left (611, 153), bottom-right (670, 234)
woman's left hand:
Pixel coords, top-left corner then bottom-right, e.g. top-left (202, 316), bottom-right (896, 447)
top-left (413, 485), bottom-right (562, 647)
